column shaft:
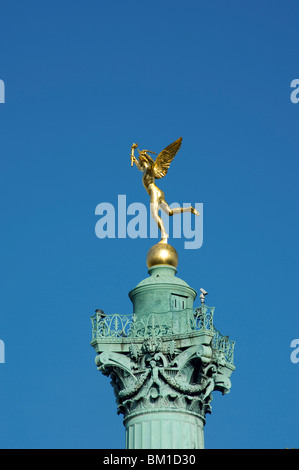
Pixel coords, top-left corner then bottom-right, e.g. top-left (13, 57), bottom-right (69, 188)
top-left (125, 411), bottom-right (204, 449)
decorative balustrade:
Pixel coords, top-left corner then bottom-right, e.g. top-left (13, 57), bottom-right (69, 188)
top-left (193, 305), bottom-right (214, 330)
top-left (91, 313), bottom-right (134, 339)
top-left (211, 328), bottom-right (235, 365)
top-left (91, 304), bottom-right (235, 365)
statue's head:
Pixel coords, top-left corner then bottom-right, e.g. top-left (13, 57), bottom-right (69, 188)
top-left (138, 149), bottom-right (155, 167)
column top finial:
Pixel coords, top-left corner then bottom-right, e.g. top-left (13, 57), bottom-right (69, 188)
top-left (146, 242), bottom-right (178, 269)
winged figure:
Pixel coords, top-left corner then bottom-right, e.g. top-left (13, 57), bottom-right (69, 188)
top-left (131, 137), bottom-right (199, 243)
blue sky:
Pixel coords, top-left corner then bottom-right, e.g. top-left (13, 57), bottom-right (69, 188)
top-left (0, 0), bottom-right (298, 449)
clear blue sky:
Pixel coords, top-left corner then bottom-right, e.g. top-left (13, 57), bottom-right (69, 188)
top-left (0, 0), bottom-right (298, 449)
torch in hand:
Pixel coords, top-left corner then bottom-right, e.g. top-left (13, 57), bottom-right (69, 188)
top-left (131, 143), bottom-right (138, 167)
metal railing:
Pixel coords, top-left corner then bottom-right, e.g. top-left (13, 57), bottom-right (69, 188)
top-left (91, 305), bottom-right (215, 340)
top-left (91, 305), bottom-right (235, 365)
top-left (211, 328), bottom-right (235, 365)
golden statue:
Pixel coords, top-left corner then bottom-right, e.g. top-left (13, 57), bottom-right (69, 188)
top-left (130, 137), bottom-right (199, 243)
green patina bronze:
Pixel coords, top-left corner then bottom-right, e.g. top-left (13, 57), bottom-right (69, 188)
top-left (91, 259), bottom-right (235, 449)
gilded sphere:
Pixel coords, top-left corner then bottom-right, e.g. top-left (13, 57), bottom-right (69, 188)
top-left (146, 243), bottom-right (178, 269)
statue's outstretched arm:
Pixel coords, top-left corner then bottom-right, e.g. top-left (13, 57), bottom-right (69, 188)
top-left (132, 155), bottom-right (143, 171)
top-left (130, 143), bottom-right (142, 170)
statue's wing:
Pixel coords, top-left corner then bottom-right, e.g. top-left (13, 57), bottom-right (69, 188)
top-left (152, 137), bottom-right (182, 179)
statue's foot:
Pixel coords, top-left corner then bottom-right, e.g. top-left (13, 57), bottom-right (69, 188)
top-left (191, 207), bottom-right (199, 216)
top-left (159, 236), bottom-right (168, 244)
